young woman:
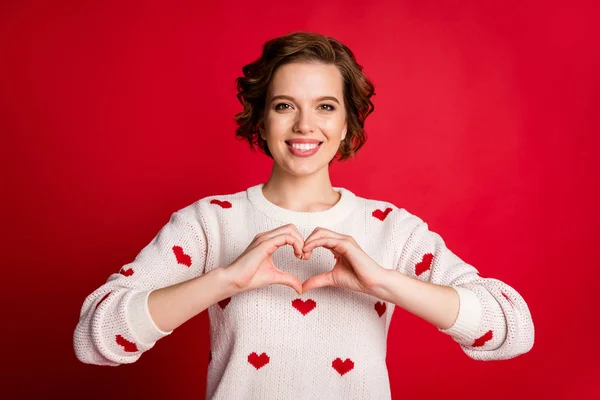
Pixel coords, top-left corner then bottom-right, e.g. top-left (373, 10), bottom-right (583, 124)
top-left (74, 31), bottom-right (534, 399)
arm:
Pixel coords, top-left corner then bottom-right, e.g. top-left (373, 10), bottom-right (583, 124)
top-left (372, 270), bottom-right (462, 331)
top-left (147, 267), bottom-right (236, 333)
top-left (73, 210), bottom-right (232, 365)
top-left (382, 213), bottom-right (535, 361)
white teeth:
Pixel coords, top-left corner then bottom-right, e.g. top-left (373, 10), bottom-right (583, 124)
top-left (290, 143), bottom-right (319, 150)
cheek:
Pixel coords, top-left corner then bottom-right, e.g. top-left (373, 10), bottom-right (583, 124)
top-left (319, 121), bottom-right (345, 137)
top-left (318, 114), bottom-right (345, 130)
top-left (266, 116), bottom-right (290, 132)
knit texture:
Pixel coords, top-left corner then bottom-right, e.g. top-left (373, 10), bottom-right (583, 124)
top-left (73, 183), bottom-right (535, 399)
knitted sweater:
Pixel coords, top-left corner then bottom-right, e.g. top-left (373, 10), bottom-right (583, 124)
top-left (73, 183), bottom-right (535, 399)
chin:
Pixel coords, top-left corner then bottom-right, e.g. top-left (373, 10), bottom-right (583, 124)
top-left (290, 161), bottom-right (331, 176)
top-left (273, 146), bottom-right (335, 172)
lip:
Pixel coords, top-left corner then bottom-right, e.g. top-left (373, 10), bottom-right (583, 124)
top-left (286, 141), bottom-right (322, 157)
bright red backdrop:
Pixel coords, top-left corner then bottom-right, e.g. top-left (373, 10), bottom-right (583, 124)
top-left (2, 0), bottom-right (599, 398)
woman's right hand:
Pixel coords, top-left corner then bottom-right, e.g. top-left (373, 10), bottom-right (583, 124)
top-left (223, 224), bottom-right (305, 295)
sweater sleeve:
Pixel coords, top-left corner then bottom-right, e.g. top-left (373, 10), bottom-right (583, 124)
top-left (396, 214), bottom-right (535, 361)
top-left (73, 210), bottom-right (208, 366)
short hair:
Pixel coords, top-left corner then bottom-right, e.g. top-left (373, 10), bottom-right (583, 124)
top-left (234, 31), bottom-right (376, 162)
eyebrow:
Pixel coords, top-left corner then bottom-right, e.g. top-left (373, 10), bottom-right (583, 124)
top-left (270, 95), bottom-right (340, 105)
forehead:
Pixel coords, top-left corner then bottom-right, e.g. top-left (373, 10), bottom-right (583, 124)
top-left (269, 62), bottom-right (344, 97)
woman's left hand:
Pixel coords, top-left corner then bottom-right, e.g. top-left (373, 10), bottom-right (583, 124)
top-left (301, 227), bottom-right (388, 295)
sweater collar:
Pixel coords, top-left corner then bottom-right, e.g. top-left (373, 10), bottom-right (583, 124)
top-left (247, 183), bottom-right (358, 226)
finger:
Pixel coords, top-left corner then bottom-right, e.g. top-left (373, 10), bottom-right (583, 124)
top-left (303, 237), bottom-right (349, 259)
top-left (303, 229), bottom-right (346, 258)
top-left (258, 224), bottom-right (305, 258)
top-left (283, 223), bottom-right (304, 244)
top-left (253, 231), bottom-right (303, 259)
top-left (304, 227), bottom-right (338, 244)
top-left (273, 270), bottom-right (303, 295)
top-left (260, 223), bottom-right (302, 242)
top-left (302, 271), bottom-right (334, 293)
top-left (258, 233), bottom-right (300, 257)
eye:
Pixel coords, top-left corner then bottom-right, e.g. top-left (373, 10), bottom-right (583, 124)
top-left (275, 103), bottom-right (292, 111)
top-left (319, 104), bottom-right (336, 111)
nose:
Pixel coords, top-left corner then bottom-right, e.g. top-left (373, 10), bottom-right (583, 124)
top-left (293, 109), bottom-right (315, 134)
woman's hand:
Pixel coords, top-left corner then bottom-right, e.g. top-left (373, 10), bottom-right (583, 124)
top-left (301, 227), bottom-right (388, 295)
top-left (223, 224), bottom-right (305, 295)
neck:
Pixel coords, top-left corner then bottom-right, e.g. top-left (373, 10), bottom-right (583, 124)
top-left (262, 165), bottom-right (340, 212)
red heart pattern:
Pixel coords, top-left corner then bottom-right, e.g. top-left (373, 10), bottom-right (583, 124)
top-left (374, 301), bottom-right (386, 317)
top-left (218, 297), bottom-right (231, 310)
top-left (172, 245), bottom-right (192, 267)
top-left (248, 352), bottom-right (270, 369)
top-left (95, 292), bottom-right (112, 310)
top-left (332, 358), bottom-right (354, 376)
top-left (415, 253), bottom-right (433, 276)
top-left (210, 199), bottom-right (232, 209)
top-left (115, 334), bottom-right (138, 352)
top-left (109, 197), bottom-right (507, 375)
top-left (372, 207), bottom-right (392, 221)
top-left (472, 330), bottom-right (493, 347)
top-left (292, 298), bottom-right (316, 315)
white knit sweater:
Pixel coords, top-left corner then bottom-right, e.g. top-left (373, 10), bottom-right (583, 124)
top-left (73, 183), bottom-right (534, 399)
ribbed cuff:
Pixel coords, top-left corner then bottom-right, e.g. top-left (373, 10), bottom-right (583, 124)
top-left (439, 286), bottom-right (482, 342)
top-left (127, 290), bottom-right (173, 345)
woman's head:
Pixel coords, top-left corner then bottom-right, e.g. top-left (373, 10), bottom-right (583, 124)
top-left (234, 31), bottom-right (375, 174)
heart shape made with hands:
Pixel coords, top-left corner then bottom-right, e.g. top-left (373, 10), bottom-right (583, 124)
top-left (278, 226), bottom-right (388, 295)
top-left (209, 200), bottom-right (395, 294)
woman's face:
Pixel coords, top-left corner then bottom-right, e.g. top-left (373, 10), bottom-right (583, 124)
top-left (260, 62), bottom-right (347, 177)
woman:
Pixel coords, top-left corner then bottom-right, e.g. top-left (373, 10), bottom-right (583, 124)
top-left (74, 31), bottom-right (534, 399)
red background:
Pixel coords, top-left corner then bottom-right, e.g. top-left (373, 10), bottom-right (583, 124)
top-left (2, 0), bottom-right (599, 398)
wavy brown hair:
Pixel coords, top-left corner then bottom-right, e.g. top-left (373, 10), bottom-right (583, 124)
top-left (234, 31), bottom-right (375, 162)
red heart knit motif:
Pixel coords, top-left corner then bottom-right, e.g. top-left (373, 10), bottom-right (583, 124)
top-left (218, 297), bottom-right (231, 310)
top-left (172, 245), bottom-right (192, 267)
top-left (472, 330), bottom-right (493, 347)
top-left (415, 253), bottom-right (434, 276)
top-left (210, 199), bottom-right (232, 209)
top-left (292, 299), bottom-right (316, 315)
top-left (115, 334), bottom-right (138, 352)
top-left (374, 301), bottom-right (387, 317)
top-left (248, 352), bottom-right (270, 369)
top-left (372, 207), bottom-right (393, 221)
top-left (332, 358), bottom-right (354, 376)
top-left (95, 292), bottom-right (112, 309)
top-left (119, 268), bottom-right (134, 277)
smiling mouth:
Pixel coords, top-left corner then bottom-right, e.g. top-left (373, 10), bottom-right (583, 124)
top-left (284, 141), bottom-right (324, 147)
top-left (285, 141), bottom-right (323, 157)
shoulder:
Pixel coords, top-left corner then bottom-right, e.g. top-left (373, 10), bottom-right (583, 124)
top-left (171, 186), bottom-right (249, 225)
top-left (351, 189), bottom-right (425, 230)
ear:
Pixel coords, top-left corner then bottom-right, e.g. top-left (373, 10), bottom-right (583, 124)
top-left (341, 124), bottom-right (347, 141)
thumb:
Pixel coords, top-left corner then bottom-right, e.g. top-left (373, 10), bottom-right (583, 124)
top-left (273, 270), bottom-right (303, 295)
top-left (302, 272), bottom-right (332, 293)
